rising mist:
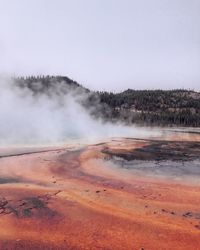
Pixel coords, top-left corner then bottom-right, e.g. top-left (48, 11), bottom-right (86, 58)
top-left (0, 76), bottom-right (161, 146)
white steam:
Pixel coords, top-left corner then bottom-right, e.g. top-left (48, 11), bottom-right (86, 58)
top-left (0, 77), bottom-right (160, 146)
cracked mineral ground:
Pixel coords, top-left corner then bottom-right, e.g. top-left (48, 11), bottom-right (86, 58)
top-left (0, 131), bottom-right (200, 250)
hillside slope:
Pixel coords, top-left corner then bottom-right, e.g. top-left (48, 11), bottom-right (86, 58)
top-left (98, 89), bottom-right (200, 126)
top-left (14, 76), bottom-right (200, 127)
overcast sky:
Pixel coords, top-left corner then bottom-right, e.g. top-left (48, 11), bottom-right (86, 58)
top-left (0, 0), bottom-right (199, 91)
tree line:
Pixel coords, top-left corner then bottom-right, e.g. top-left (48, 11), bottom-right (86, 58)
top-left (13, 76), bottom-right (200, 127)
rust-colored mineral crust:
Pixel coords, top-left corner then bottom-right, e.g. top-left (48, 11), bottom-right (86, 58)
top-left (0, 134), bottom-right (200, 249)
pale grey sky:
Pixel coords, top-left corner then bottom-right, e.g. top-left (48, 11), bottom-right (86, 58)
top-left (0, 0), bottom-right (199, 91)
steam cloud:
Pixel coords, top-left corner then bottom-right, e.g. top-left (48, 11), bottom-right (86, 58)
top-left (0, 77), bottom-right (160, 146)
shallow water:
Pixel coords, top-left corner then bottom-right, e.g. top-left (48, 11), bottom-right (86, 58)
top-left (110, 157), bottom-right (200, 184)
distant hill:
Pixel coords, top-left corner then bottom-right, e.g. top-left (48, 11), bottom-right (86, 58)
top-left (15, 75), bottom-right (88, 93)
top-left (97, 89), bottom-right (200, 126)
top-left (13, 76), bottom-right (200, 127)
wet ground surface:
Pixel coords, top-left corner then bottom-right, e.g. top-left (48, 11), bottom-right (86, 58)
top-left (0, 133), bottom-right (200, 249)
top-left (103, 140), bottom-right (200, 161)
top-left (103, 140), bottom-right (200, 184)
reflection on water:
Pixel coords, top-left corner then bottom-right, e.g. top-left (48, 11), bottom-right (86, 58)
top-left (111, 157), bottom-right (200, 184)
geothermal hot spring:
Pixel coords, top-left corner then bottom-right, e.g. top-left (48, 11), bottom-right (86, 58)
top-left (0, 81), bottom-right (200, 250)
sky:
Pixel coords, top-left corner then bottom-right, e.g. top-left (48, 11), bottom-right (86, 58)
top-left (0, 0), bottom-right (199, 91)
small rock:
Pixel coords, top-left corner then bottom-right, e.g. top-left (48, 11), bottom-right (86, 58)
top-left (183, 212), bottom-right (193, 217)
top-left (195, 225), bottom-right (200, 230)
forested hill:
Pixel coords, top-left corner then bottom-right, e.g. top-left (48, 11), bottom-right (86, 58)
top-left (97, 89), bottom-right (200, 126)
top-left (14, 76), bottom-right (200, 127)
top-left (15, 75), bottom-right (88, 93)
